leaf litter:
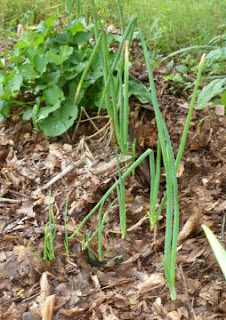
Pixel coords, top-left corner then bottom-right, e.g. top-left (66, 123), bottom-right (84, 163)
top-left (0, 47), bottom-right (226, 320)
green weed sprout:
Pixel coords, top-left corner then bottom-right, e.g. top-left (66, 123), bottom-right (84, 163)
top-left (90, 0), bottom-right (137, 154)
top-left (64, 195), bottom-right (70, 260)
top-left (202, 225), bottom-right (226, 279)
top-left (43, 192), bottom-right (56, 261)
top-left (74, 33), bottom-right (103, 105)
top-left (65, 0), bottom-right (73, 18)
top-left (140, 31), bottom-right (179, 300)
top-left (116, 149), bottom-right (126, 239)
top-left (155, 54), bottom-right (205, 224)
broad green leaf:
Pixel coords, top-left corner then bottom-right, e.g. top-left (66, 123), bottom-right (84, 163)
top-left (67, 19), bottom-right (87, 35)
top-left (34, 84), bottom-right (48, 94)
top-left (0, 100), bottom-right (10, 117)
top-left (197, 78), bottom-right (226, 109)
top-left (32, 32), bottom-right (47, 47)
top-left (206, 47), bottom-right (226, 63)
top-left (46, 50), bottom-right (62, 65)
top-left (164, 74), bottom-right (184, 84)
top-left (39, 99), bottom-right (78, 137)
top-left (5, 73), bottom-right (23, 92)
top-left (73, 32), bottom-right (91, 45)
top-left (34, 55), bottom-right (48, 74)
top-left (37, 101), bottom-right (61, 120)
top-left (45, 71), bottom-right (61, 85)
top-left (53, 32), bottom-right (71, 45)
top-left (43, 85), bottom-right (64, 106)
top-left (22, 108), bottom-right (33, 120)
top-left (37, 16), bottom-right (58, 32)
top-left (70, 50), bottom-right (87, 63)
top-left (20, 64), bottom-right (39, 80)
top-left (0, 59), bottom-right (5, 68)
top-left (26, 48), bottom-right (37, 61)
top-left (46, 46), bottom-right (73, 65)
top-left (59, 46), bottom-right (74, 63)
top-left (167, 60), bottom-right (174, 71)
top-left (129, 77), bottom-right (152, 103)
top-left (15, 32), bottom-right (32, 49)
top-left (176, 65), bottom-right (187, 74)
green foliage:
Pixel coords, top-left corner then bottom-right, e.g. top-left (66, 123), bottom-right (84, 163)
top-left (64, 195), bottom-right (70, 260)
top-left (43, 193), bottom-right (56, 261)
top-left (95, 0), bottom-right (225, 54)
top-left (2, 0), bottom-right (225, 57)
top-left (0, 15), bottom-right (148, 137)
top-left (0, 17), bottom-right (102, 136)
top-left (202, 225), bottom-right (226, 279)
top-left (197, 78), bottom-right (226, 109)
top-left (196, 46), bottom-right (226, 109)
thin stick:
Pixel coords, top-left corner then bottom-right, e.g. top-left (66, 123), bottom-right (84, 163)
top-left (0, 198), bottom-right (22, 203)
top-left (41, 157), bottom-right (85, 190)
top-left (84, 121), bottom-right (110, 140)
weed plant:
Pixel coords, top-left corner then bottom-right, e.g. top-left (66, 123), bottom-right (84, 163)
top-left (43, 193), bottom-right (56, 261)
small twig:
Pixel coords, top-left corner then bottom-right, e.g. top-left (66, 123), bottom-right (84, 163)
top-left (41, 157), bottom-right (85, 190)
top-left (85, 121), bottom-right (110, 140)
top-left (81, 107), bottom-right (100, 132)
top-left (80, 115), bottom-right (109, 122)
top-left (89, 155), bottom-right (132, 175)
top-left (0, 197), bottom-right (22, 204)
top-left (127, 214), bottom-right (149, 232)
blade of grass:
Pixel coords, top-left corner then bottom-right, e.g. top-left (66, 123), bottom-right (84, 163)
top-left (97, 16), bottom-right (137, 114)
top-left (65, 0), bottom-right (73, 18)
top-left (116, 149), bottom-right (126, 239)
top-left (116, 0), bottom-right (125, 34)
top-left (44, 192), bottom-right (56, 261)
top-left (122, 40), bottom-right (129, 154)
top-left (64, 195), bottom-right (69, 260)
top-left (150, 139), bottom-right (161, 229)
top-left (139, 31), bottom-right (179, 300)
top-left (74, 33), bottom-right (103, 105)
top-left (90, 0), bottom-right (99, 41)
top-left (155, 54), bottom-right (206, 224)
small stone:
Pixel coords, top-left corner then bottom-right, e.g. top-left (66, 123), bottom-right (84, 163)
top-left (63, 143), bottom-right (72, 151)
top-left (215, 105), bottom-right (225, 116)
top-left (22, 311), bottom-right (41, 320)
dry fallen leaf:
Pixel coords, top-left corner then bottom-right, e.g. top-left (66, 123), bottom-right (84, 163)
top-left (137, 273), bottom-right (164, 295)
top-left (42, 294), bottom-right (56, 320)
top-left (40, 272), bottom-right (51, 317)
top-left (178, 206), bottom-right (202, 243)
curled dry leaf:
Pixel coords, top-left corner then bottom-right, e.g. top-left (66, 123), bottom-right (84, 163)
top-left (39, 272), bottom-right (51, 317)
top-left (137, 273), bottom-right (165, 295)
top-left (42, 295), bottom-right (56, 320)
top-left (178, 206), bottom-right (202, 243)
